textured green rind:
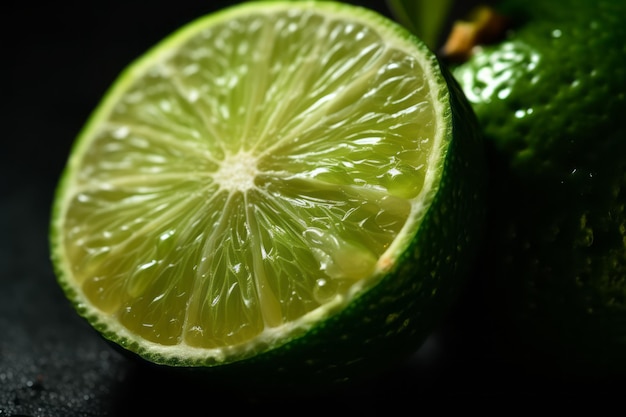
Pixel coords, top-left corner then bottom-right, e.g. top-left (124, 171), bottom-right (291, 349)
top-left (454, 0), bottom-right (626, 376)
top-left (455, 0), bottom-right (626, 191)
top-left (128, 64), bottom-right (486, 389)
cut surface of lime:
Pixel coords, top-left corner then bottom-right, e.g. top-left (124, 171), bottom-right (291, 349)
top-left (50, 1), bottom-right (484, 382)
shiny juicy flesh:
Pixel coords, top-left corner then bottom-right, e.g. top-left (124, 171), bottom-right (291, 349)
top-left (60, 7), bottom-right (438, 349)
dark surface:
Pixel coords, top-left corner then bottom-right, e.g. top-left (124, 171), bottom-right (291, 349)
top-left (2, 1), bottom-right (625, 415)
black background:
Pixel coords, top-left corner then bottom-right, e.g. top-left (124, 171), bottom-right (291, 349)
top-left (2, 1), bottom-right (624, 415)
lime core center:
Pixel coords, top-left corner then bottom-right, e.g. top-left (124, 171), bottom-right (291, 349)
top-left (213, 152), bottom-right (259, 192)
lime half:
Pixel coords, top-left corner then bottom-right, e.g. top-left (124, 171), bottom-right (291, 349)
top-left (50, 1), bottom-right (484, 385)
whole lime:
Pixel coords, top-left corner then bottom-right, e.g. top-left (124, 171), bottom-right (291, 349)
top-left (49, 1), bottom-right (485, 389)
top-left (452, 0), bottom-right (626, 377)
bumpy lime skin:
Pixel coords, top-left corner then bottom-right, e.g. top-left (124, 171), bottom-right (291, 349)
top-left (453, 0), bottom-right (626, 376)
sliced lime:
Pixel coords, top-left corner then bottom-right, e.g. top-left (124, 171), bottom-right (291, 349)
top-left (50, 1), bottom-right (484, 385)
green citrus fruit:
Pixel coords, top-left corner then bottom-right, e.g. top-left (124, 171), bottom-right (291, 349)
top-left (49, 1), bottom-right (485, 388)
top-left (452, 0), bottom-right (626, 376)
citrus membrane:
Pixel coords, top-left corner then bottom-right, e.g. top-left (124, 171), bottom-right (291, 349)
top-left (50, 1), bottom-right (484, 380)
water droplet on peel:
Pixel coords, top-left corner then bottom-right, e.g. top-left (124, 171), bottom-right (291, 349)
top-left (497, 87), bottom-right (511, 99)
